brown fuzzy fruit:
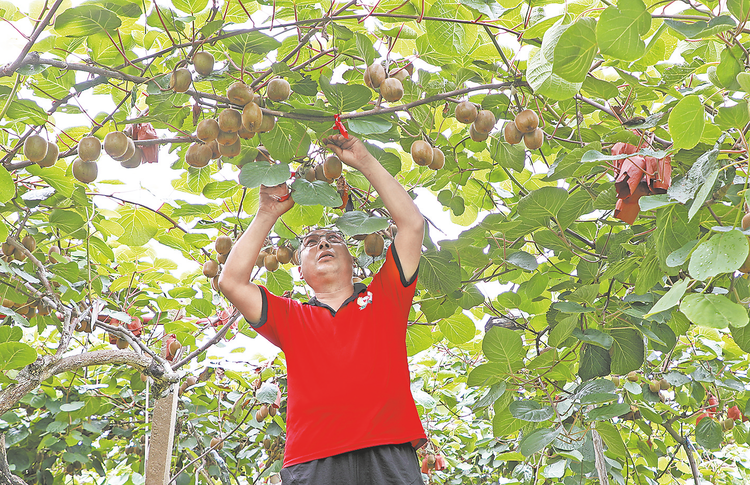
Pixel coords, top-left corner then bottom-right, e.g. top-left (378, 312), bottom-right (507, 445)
top-left (218, 109), bottom-right (242, 133)
top-left (390, 68), bottom-right (409, 82)
top-left (659, 378), bottom-right (670, 390)
top-left (78, 136), bottom-right (102, 162)
top-left (267, 78), bottom-right (291, 102)
top-left (207, 140), bottom-right (221, 159)
top-left (169, 338), bottom-right (182, 356)
top-left (627, 371), bottom-right (639, 382)
top-left (203, 260), bottom-right (219, 278)
top-left (192, 51), bottom-right (214, 76)
top-left (38, 142), bottom-right (59, 168)
top-left (1, 241), bottom-right (14, 256)
top-left (256, 250), bottom-right (269, 268)
top-left (264, 254), bottom-right (279, 271)
top-left (315, 164), bottom-right (333, 183)
top-left (649, 380), bottom-right (661, 393)
top-left (72, 158), bottom-right (98, 183)
top-left (304, 167), bottom-right (316, 182)
top-left (743, 213), bottom-right (750, 230)
top-left (323, 156), bottom-right (343, 180)
top-left (215, 235), bottom-right (233, 255)
top-left (186, 376), bottom-right (198, 387)
top-left (429, 148), bottom-right (445, 170)
top-left (258, 114), bottom-right (276, 133)
top-left (103, 132), bottom-right (129, 159)
top-left (114, 138), bottom-right (136, 161)
top-left (120, 147), bottom-right (143, 169)
top-left (186, 143), bottom-right (212, 168)
top-left (523, 128), bottom-right (544, 150)
top-left (364, 233), bottom-right (385, 257)
top-left (210, 437), bottom-right (223, 450)
top-left (238, 124), bottom-right (256, 140)
top-left (380, 78), bottom-right (403, 103)
top-left (24, 135), bottom-right (48, 162)
top-left (22, 235), bottom-right (36, 252)
top-left (219, 138), bottom-right (241, 158)
top-left (469, 124), bottom-right (488, 142)
top-left (410, 140), bottom-right (433, 167)
top-left (169, 68), bottom-right (192, 93)
top-left (116, 338), bottom-right (128, 350)
top-left (216, 129), bottom-right (239, 146)
top-left (365, 63), bottom-right (386, 89)
top-left (196, 119), bottom-right (220, 142)
top-left (211, 275), bottom-right (220, 292)
top-left (259, 403), bottom-right (269, 419)
top-left (515, 109), bottom-right (539, 133)
top-left (723, 419), bottom-right (735, 431)
top-left (217, 253), bottom-right (228, 264)
top-left (473, 110), bottom-right (496, 134)
top-left (276, 246), bottom-right (293, 264)
top-left (242, 102), bottom-right (263, 132)
top-left (227, 82), bottom-right (256, 106)
top-left (455, 101), bottom-right (478, 124)
top-left (504, 121), bottom-right (523, 145)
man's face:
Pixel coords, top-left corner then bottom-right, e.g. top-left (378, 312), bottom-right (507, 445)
top-left (298, 230), bottom-right (355, 286)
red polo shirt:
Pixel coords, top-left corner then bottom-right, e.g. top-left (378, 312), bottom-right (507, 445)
top-left (252, 244), bottom-right (427, 467)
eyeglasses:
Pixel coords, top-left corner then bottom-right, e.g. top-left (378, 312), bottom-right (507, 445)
top-left (301, 231), bottom-right (345, 248)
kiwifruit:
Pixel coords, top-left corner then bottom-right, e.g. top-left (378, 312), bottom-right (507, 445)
top-left (215, 235), bottom-right (233, 254)
top-left (211, 275), bottom-right (220, 292)
top-left (742, 213), bottom-right (750, 230)
top-left (276, 246), bottom-right (293, 264)
top-left (515, 109), bottom-right (539, 133)
top-left (723, 418), bottom-right (735, 431)
top-left (193, 51), bottom-right (214, 76)
top-left (269, 474), bottom-right (281, 484)
top-left (473, 110), bottom-right (496, 134)
top-left (210, 437), bottom-right (223, 450)
top-left (169, 68), bottom-right (192, 93)
top-left (169, 338), bottom-right (182, 356)
top-left (267, 78), bottom-right (291, 102)
top-left (365, 63), bottom-right (386, 89)
top-left (114, 138), bottom-right (136, 161)
top-left (410, 140), bottom-right (433, 167)
top-left (428, 148), bottom-right (444, 170)
top-left (196, 119), bottom-right (220, 142)
top-left (659, 378), bottom-right (670, 390)
top-left (217, 253), bottom-right (228, 264)
top-left (390, 68), bottom-right (409, 82)
top-left (259, 403), bottom-right (269, 419)
top-left (207, 140), bottom-right (221, 159)
top-left (405, 62), bottom-right (414, 75)
top-left (258, 114), bottom-right (276, 133)
top-left (242, 102), bottom-right (263, 132)
top-left (315, 164), bottom-right (333, 183)
top-left (455, 101), bottom-right (478, 124)
top-left (219, 138), bottom-right (241, 158)
top-left (1, 241), bottom-right (14, 257)
top-left (120, 147), bottom-right (143, 169)
top-left (627, 371), bottom-right (639, 382)
top-left (104, 131), bottom-right (129, 159)
top-left (238, 125), bottom-right (255, 140)
top-left (469, 124), bottom-right (488, 142)
top-left (218, 109), bottom-right (242, 133)
top-left (186, 376), bottom-right (198, 387)
top-left (216, 129), bottom-right (238, 146)
top-left (364, 233), bottom-right (384, 257)
top-left (47, 245), bottom-right (60, 259)
top-left (21, 235), bottom-right (36, 252)
top-left (380, 78), bottom-right (403, 103)
top-left (78, 136), bottom-right (102, 162)
top-left (523, 128), bottom-right (544, 150)
top-left (37, 141), bottom-right (58, 168)
top-left (23, 135), bottom-right (48, 162)
top-left (504, 121), bottom-right (523, 145)
top-left (72, 158), bottom-right (98, 183)
top-left (13, 250), bottom-right (26, 262)
top-left (304, 167), bottom-right (316, 182)
top-left (323, 156), bottom-right (343, 179)
top-left (263, 438), bottom-right (271, 449)
top-left (264, 254), bottom-right (279, 271)
top-left (185, 143), bottom-right (212, 168)
top-left (116, 338), bottom-right (128, 350)
top-left (256, 250), bottom-right (269, 268)
top-left (203, 259), bottom-right (219, 278)
top-left (649, 380), bottom-right (660, 394)
top-left (227, 82), bottom-right (256, 106)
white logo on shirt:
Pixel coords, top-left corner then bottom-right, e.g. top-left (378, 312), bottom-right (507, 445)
top-left (357, 291), bottom-right (373, 310)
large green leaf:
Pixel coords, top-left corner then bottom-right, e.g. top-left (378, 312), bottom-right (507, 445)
top-left (578, 344), bottom-right (611, 380)
top-left (238, 162), bottom-right (291, 189)
top-left (419, 249), bottom-right (461, 295)
top-left (116, 206), bottom-right (160, 247)
top-left (0, 342), bottom-right (36, 371)
top-left (509, 400), bottom-right (554, 422)
top-left (645, 278), bottom-right (690, 317)
top-left (262, 119), bottom-right (311, 163)
top-left (654, 205), bottom-right (701, 273)
top-left (680, 293), bottom-right (749, 329)
top-left (223, 32), bottom-right (281, 55)
top-left (406, 325), bottom-right (433, 356)
top-left (54, 5), bottom-right (121, 36)
top-left (553, 18), bottom-right (597, 83)
top-left (426, 0), bottom-right (477, 57)
top-left (483, 326), bottom-right (524, 371)
top-left (519, 427), bottom-right (561, 457)
top-left (669, 95), bottom-right (705, 151)
top-left (695, 417), bottom-right (723, 450)
top-left (609, 328), bottom-right (644, 374)
top-left (438, 313), bottom-right (475, 344)
top-left (527, 26), bottom-right (583, 100)
top-left (289, 179), bottom-right (342, 207)
top-left (688, 230), bottom-right (748, 280)
top-left (665, 16), bottom-right (735, 39)
top-left (335, 211), bottom-right (389, 236)
top-left (596, 0), bottom-right (651, 61)
top-left (596, 422), bottom-right (627, 456)
top-left (319, 76), bottom-right (372, 112)
top-left (516, 187), bottom-right (569, 224)
top-left (467, 363), bottom-right (507, 386)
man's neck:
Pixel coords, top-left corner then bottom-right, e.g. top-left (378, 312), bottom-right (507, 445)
top-left (311, 283), bottom-right (355, 311)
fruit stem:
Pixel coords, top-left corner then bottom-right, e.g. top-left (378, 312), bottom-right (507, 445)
top-left (0, 72), bottom-right (22, 123)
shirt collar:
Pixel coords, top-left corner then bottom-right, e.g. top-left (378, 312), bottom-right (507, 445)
top-left (305, 282), bottom-right (368, 310)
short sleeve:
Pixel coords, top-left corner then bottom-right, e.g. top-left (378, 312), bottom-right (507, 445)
top-left (368, 244), bottom-right (418, 316)
top-left (250, 286), bottom-right (294, 350)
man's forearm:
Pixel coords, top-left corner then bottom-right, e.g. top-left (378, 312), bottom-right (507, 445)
top-left (358, 155), bottom-right (424, 233)
top-left (219, 212), bottom-right (278, 293)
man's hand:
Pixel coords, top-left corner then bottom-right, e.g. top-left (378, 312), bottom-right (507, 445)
top-left (322, 134), bottom-right (376, 171)
top-left (258, 183), bottom-right (294, 219)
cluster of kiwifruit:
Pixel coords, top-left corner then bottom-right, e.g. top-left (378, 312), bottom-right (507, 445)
top-left (103, 131), bottom-right (143, 169)
top-left (204, 234), bottom-right (233, 290)
top-left (503, 109), bottom-right (543, 150)
top-left (257, 244), bottom-right (297, 272)
top-left (104, 316), bottom-right (143, 350)
top-left (410, 140), bottom-right (445, 170)
top-left (179, 375), bottom-right (198, 394)
top-left (453, 101), bottom-right (497, 142)
top-left (1, 295), bottom-right (51, 320)
top-left (1, 235), bottom-right (35, 263)
top-left (192, 51), bottom-right (215, 77)
top-left (22, 135), bottom-right (59, 168)
top-left (300, 155), bottom-right (343, 183)
top-left (364, 62), bottom-right (412, 103)
top-left (255, 402), bottom-right (278, 422)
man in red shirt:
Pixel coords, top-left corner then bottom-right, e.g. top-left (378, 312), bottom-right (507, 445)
top-left (220, 134), bottom-right (427, 484)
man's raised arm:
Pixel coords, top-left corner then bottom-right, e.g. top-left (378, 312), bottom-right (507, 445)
top-left (219, 184), bottom-right (294, 323)
top-left (324, 135), bottom-right (424, 280)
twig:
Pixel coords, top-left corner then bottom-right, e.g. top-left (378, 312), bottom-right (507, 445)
top-left (0, 0), bottom-right (65, 77)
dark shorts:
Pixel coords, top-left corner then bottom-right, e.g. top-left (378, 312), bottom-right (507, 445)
top-left (280, 443), bottom-right (424, 485)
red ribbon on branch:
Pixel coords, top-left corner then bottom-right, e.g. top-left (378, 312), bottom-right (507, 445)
top-left (333, 114), bottom-right (349, 139)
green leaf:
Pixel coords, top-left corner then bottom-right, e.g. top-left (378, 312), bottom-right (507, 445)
top-left (645, 278), bottom-right (690, 317)
top-left (172, 0), bottom-right (209, 13)
top-left (7, 100), bottom-right (48, 125)
top-left (519, 427), bottom-right (561, 457)
top-left (695, 417), bottom-right (723, 450)
top-left (419, 249), bottom-right (461, 295)
top-left (438, 313), bottom-right (475, 344)
top-left (203, 180), bottom-right (239, 199)
top-left (262, 119), bottom-right (311, 163)
top-left (596, 0), bottom-right (651, 61)
top-left (505, 251), bottom-right (538, 271)
top-left (116, 206), bottom-right (159, 247)
top-left (335, 211), bottom-right (389, 236)
top-left (654, 205), bottom-right (701, 273)
top-left (694, 231), bottom-right (749, 281)
top-left (665, 16), bottom-right (735, 39)
top-left (550, 315), bottom-right (578, 348)
top-left (49, 209), bottom-right (86, 238)
top-left (354, 32), bottom-right (379, 66)
top-left (347, 116), bottom-right (393, 135)
top-left (553, 19), bottom-right (597, 83)
top-left (426, 0), bottom-right (477, 57)
top-left (0, 167), bottom-right (13, 204)
top-left (517, 187), bottom-right (569, 224)
top-left (715, 100), bottom-right (750, 130)
top-left (527, 38), bottom-right (583, 99)
top-left (26, 165), bottom-right (74, 198)
top-left (587, 402), bottom-right (632, 421)
top-left (483, 326), bottom-right (524, 371)
top-left (578, 344), bottom-right (611, 380)
top-left (406, 325), bottom-right (433, 356)
top-left (728, 0), bottom-right (750, 23)
top-left (680, 293), bottom-right (749, 329)
top-left (238, 163), bottom-right (291, 189)
top-left (509, 400), bottom-right (554, 422)
top-left (596, 422), bottom-right (627, 456)
top-left (289, 179), bottom-right (341, 207)
top-left (265, 269), bottom-right (293, 296)
top-left (460, 0), bottom-right (511, 19)
top-left (54, 5), bottom-right (121, 36)
top-left (489, 138), bottom-right (525, 172)
top-left (223, 31), bottom-right (281, 56)
top-left (0, 342), bottom-right (36, 371)
top-left (467, 363), bottom-right (506, 386)
top-left (669, 95), bottom-right (705, 151)
top-left (319, 76), bottom-right (372, 112)
top-left (572, 328), bottom-right (613, 349)
top-left (186, 299), bottom-right (213, 318)
top-left (688, 168), bottom-right (719, 221)
top-left (610, 328), bottom-right (645, 374)
top-left (0, 327), bottom-right (22, 343)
